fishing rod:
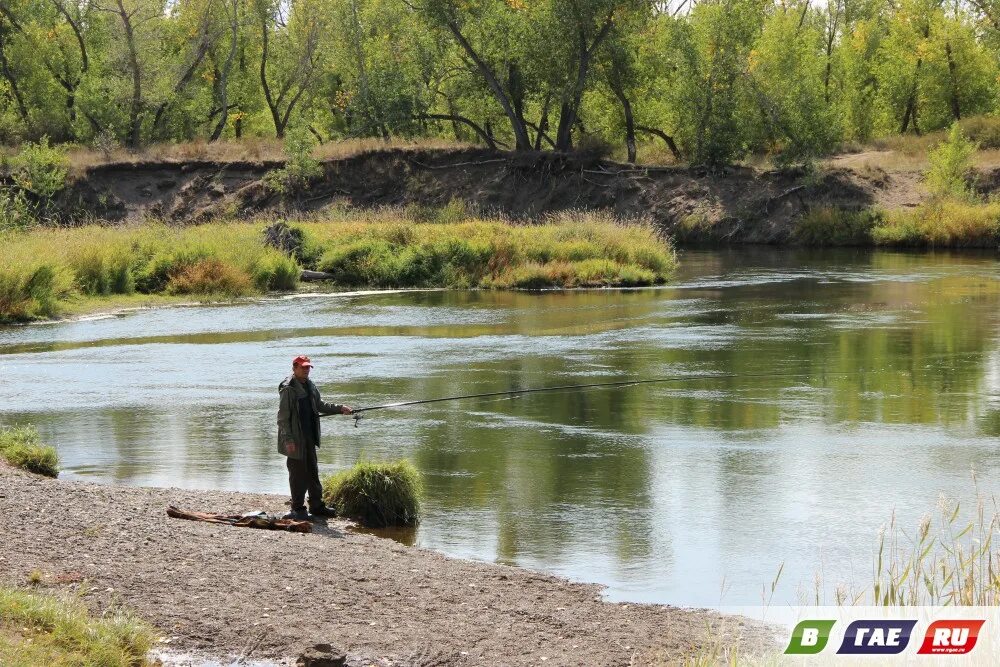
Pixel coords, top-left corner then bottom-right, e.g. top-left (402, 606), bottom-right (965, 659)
top-left (322, 371), bottom-right (851, 427)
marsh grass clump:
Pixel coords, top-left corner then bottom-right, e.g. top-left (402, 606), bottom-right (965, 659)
top-left (0, 586), bottom-right (155, 666)
top-left (0, 425), bottom-right (58, 477)
top-left (322, 459), bottom-right (422, 528)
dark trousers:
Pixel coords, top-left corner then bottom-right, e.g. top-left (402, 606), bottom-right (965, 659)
top-left (286, 443), bottom-right (324, 511)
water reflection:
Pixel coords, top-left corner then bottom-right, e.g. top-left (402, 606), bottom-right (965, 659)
top-left (1, 247), bottom-right (999, 606)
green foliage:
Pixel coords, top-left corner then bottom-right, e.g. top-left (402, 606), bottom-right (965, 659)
top-left (0, 425), bottom-right (59, 477)
top-left (322, 459), bottom-right (422, 527)
top-left (926, 123), bottom-right (978, 200)
top-left (265, 126), bottom-right (323, 194)
top-left (0, 188), bottom-right (37, 232)
top-left (794, 207), bottom-right (881, 245)
top-left (0, 586), bottom-right (154, 666)
top-left (9, 137), bottom-right (69, 198)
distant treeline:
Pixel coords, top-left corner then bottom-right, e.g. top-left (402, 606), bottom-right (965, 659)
top-left (0, 0), bottom-right (998, 163)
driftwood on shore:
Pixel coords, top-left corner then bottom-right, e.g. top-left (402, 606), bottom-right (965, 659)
top-left (300, 269), bottom-right (336, 282)
top-left (166, 505), bottom-right (312, 533)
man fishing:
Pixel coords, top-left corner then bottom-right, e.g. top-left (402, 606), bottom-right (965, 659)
top-left (277, 355), bottom-right (353, 520)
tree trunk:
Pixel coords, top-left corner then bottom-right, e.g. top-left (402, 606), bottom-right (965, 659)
top-left (446, 19), bottom-right (531, 150)
top-left (945, 40), bottom-right (961, 121)
top-left (554, 15), bottom-right (615, 151)
top-left (212, 0), bottom-right (240, 141)
top-left (115, 0), bottom-right (143, 147)
top-left (609, 82), bottom-right (635, 163)
top-left (636, 126), bottom-right (682, 161)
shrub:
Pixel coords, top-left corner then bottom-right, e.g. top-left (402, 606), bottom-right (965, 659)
top-left (926, 123), bottom-right (979, 200)
top-left (322, 459), bottom-right (422, 527)
top-left (265, 126), bottom-right (323, 194)
top-left (794, 207), bottom-right (880, 245)
top-left (0, 188), bottom-right (36, 231)
top-left (0, 425), bottom-right (58, 477)
top-left (10, 137), bottom-right (69, 199)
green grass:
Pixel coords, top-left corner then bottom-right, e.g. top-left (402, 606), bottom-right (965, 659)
top-left (0, 211), bottom-right (676, 321)
top-left (792, 202), bottom-right (1000, 247)
top-left (0, 425), bottom-right (58, 477)
top-left (322, 459), bottom-right (422, 528)
top-left (0, 586), bottom-right (155, 666)
top-left (0, 223), bottom-right (300, 322)
top-left (305, 210), bottom-right (675, 289)
top-left (873, 200), bottom-right (1000, 247)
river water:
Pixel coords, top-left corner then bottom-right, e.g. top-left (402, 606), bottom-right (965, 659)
top-left (2, 247), bottom-right (998, 607)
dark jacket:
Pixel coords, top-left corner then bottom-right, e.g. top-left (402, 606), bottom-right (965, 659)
top-left (277, 376), bottom-right (345, 459)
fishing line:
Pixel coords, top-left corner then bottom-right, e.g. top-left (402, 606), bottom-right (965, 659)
top-left (321, 371), bottom-right (856, 427)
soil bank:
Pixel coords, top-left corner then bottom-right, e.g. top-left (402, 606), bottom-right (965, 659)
top-left (0, 463), bottom-right (774, 666)
top-left (48, 147), bottom-right (971, 245)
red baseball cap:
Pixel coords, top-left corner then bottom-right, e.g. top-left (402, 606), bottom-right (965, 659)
top-left (292, 355), bottom-right (314, 368)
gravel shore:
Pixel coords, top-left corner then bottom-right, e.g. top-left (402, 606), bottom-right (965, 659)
top-left (0, 463), bottom-right (772, 665)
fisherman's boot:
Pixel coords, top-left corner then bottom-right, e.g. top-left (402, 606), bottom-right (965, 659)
top-left (283, 508), bottom-right (309, 520)
top-left (309, 504), bottom-right (337, 518)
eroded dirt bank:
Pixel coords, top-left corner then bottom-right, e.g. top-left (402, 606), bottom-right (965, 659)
top-left (0, 463), bottom-right (773, 666)
top-left (50, 148), bottom-right (947, 244)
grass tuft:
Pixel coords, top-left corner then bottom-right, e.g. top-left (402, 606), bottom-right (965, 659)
top-left (0, 586), bottom-right (155, 666)
top-left (0, 425), bottom-right (58, 477)
top-left (322, 459), bottom-right (422, 528)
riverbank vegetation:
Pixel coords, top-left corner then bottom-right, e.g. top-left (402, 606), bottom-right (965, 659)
top-left (322, 459), bottom-right (422, 527)
top-left (795, 124), bottom-right (1000, 247)
top-left (0, 212), bottom-right (675, 322)
top-left (1, 0), bottom-right (1000, 167)
top-left (0, 426), bottom-right (58, 477)
top-left (0, 586), bottom-right (155, 666)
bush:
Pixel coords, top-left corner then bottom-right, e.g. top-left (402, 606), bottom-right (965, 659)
top-left (10, 137), bottom-right (69, 199)
top-left (794, 207), bottom-right (880, 245)
top-left (0, 188), bottom-right (36, 231)
top-left (265, 126), bottom-right (323, 194)
top-left (322, 459), bottom-right (422, 527)
top-left (926, 123), bottom-right (978, 200)
top-left (0, 425), bottom-right (58, 477)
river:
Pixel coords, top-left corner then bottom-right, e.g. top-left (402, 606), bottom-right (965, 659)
top-left (2, 247), bottom-right (998, 607)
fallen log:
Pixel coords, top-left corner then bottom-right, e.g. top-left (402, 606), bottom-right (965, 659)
top-left (166, 506), bottom-right (312, 533)
top-left (301, 269), bottom-right (337, 282)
